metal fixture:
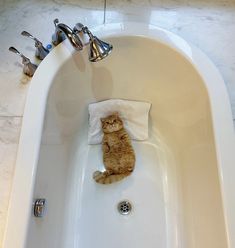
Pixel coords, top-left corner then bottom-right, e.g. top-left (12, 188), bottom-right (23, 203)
top-left (52, 19), bottom-right (113, 62)
top-left (74, 23), bottom-right (113, 62)
top-left (52, 18), bottom-right (83, 50)
top-left (117, 200), bottom-right (132, 215)
top-left (8, 46), bottom-right (37, 77)
top-left (21, 31), bottom-right (49, 60)
top-left (34, 199), bottom-right (46, 217)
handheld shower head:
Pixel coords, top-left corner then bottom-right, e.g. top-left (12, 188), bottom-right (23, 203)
top-left (74, 23), bottom-right (113, 62)
top-left (89, 35), bottom-right (113, 62)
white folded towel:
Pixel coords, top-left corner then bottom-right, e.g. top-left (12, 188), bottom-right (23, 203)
top-left (88, 99), bottom-right (151, 144)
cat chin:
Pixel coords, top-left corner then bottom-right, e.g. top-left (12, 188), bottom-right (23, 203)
top-left (105, 128), bottom-right (122, 133)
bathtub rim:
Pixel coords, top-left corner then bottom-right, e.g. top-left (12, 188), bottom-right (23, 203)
top-left (3, 22), bottom-right (235, 248)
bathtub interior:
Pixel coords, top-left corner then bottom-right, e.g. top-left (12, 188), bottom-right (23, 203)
top-left (26, 36), bottom-right (227, 248)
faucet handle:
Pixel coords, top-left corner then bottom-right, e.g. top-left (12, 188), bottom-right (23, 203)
top-left (54, 18), bottom-right (59, 27)
top-left (9, 46), bottom-right (22, 56)
top-left (21, 31), bottom-right (38, 41)
top-left (9, 46), bottom-right (37, 77)
top-left (9, 46), bottom-right (29, 63)
top-left (21, 31), bottom-right (49, 60)
top-left (52, 18), bottom-right (66, 46)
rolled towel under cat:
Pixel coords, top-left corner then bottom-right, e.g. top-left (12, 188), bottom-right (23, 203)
top-left (93, 112), bottom-right (135, 184)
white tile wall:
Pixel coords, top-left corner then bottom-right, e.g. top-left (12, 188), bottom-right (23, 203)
top-left (0, 0), bottom-right (234, 245)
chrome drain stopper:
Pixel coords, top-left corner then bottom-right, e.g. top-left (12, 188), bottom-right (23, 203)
top-left (117, 201), bottom-right (132, 215)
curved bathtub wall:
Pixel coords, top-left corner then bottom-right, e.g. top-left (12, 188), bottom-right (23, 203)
top-left (25, 36), bottom-right (227, 248)
top-left (3, 23), bottom-right (235, 248)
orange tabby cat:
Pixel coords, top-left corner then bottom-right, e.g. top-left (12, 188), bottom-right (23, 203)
top-left (93, 112), bottom-right (135, 184)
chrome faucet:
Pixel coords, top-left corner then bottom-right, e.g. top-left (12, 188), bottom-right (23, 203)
top-left (21, 31), bottom-right (49, 60)
top-left (52, 19), bottom-right (113, 62)
top-left (8, 47), bottom-right (37, 77)
top-left (52, 18), bottom-right (83, 50)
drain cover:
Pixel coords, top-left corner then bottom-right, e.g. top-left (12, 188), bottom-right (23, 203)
top-left (117, 201), bottom-right (132, 215)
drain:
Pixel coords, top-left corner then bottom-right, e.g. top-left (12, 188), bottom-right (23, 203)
top-left (117, 201), bottom-right (132, 215)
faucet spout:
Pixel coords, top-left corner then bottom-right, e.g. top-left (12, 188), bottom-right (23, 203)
top-left (52, 20), bottom-right (83, 50)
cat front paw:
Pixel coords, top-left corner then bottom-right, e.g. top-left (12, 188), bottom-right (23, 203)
top-left (93, 171), bottom-right (103, 180)
top-left (103, 142), bottom-right (110, 153)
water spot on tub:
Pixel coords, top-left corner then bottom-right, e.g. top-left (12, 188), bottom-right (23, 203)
top-left (91, 66), bottom-right (113, 99)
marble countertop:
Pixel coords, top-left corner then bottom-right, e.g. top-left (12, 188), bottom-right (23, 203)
top-left (0, 0), bottom-right (235, 245)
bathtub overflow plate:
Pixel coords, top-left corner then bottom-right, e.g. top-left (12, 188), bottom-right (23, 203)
top-left (34, 198), bottom-right (46, 217)
top-left (117, 200), bottom-right (132, 215)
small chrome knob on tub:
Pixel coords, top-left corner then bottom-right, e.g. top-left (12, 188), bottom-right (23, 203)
top-left (21, 31), bottom-right (49, 60)
top-left (8, 46), bottom-right (37, 77)
top-left (34, 199), bottom-right (46, 217)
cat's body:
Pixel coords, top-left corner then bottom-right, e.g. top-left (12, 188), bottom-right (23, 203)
top-left (93, 113), bottom-right (135, 184)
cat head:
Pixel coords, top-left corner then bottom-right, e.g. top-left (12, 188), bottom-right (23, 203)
top-left (101, 112), bottom-right (123, 133)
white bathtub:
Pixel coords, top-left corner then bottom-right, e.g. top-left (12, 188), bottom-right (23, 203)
top-left (3, 22), bottom-right (235, 248)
